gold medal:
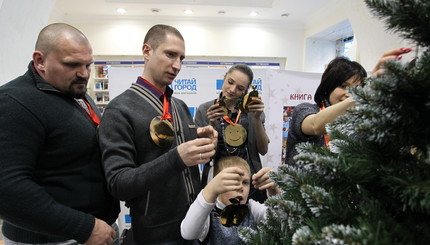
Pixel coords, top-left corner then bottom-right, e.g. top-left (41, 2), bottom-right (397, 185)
top-left (216, 92), bottom-right (228, 116)
top-left (149, 116), bottom-right (175, 147)
top-left (219, 198), bottom-right (248, 227)
top-left (241, 85), bottom-right (259, 112)
top-left (224, 124), bottom-right (247, 147)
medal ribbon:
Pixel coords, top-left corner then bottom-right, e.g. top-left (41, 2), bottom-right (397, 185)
top-left (160, 94), bottom-right (172, 121)
top-left (223, 110), bottom-right (242, 126)
top-left (319, 105), bottom-right (330, 149)
top-left (137, 76), bottom-right (172, 121)
top-left (83, 99), bottom-right (100, 126)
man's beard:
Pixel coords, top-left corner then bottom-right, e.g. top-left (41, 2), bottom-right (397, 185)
top-left (68, 79), bottom-right (88, 99)
top-left (71, 89), bottom-right (87, 99)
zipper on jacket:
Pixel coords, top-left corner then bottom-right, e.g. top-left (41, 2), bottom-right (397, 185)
top-left (182, 168), bottom-right (195, 205)
top-left (144, 191), bottom-right (151, 216)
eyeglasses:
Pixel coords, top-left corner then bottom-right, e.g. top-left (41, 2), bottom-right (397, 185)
top-left (218, 198), bottom-right (249, 227)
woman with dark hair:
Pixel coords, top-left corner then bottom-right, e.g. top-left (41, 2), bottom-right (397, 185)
top-left (195, 63), bottom-right (270, 203)
top-left (285, 57), bottom-right (367, 166)
top-left (284, 48), bottom-right (411, 166)
top-left (314, 58), bottom-right (368, 108)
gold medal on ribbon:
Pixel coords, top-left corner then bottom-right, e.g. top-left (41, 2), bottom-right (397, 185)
top-left (219, 198), bottom-right (249, 227)
top-left (224, 124), bottom-right (247, 147)
top-left (216, 92), bottom-right (228, 116)
top-left (240, 85), bottom-right (259, 112)
top-left (150, 116), bottom-right (175, 147)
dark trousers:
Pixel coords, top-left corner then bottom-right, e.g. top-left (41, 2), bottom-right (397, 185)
top-left (120, 228), bottom-right (198, 245)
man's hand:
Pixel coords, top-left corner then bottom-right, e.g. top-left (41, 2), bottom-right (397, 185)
top-left (84, 218), bottom-right (117, 245)
top-left (197, 125), bottom-right (218, 146)
top-left (177, 137), bottom-right (216, 167)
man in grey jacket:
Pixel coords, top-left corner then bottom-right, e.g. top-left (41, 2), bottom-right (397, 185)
top-left (98, 24), bottom-right (217, 244)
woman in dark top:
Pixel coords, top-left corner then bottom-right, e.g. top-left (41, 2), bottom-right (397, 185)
top-left (195, 64), bottom-right (270, 203)
top-left (286, 48), bottom-right (413, 165)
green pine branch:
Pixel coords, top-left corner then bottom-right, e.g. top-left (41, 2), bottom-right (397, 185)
top-left (365, 0), bottom-right (430, 46)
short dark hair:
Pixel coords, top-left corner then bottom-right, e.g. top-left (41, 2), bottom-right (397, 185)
top-left (143, 24), bottom-right (184, 50)
top-left (35, 23), bottom-right (89, 55)
top-left (224, 64), bottom-right (254, 90)
top-left (314, 57), bottom-right (367, 107)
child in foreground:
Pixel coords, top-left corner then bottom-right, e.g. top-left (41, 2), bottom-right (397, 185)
top-left (181, 156), bottom-right (280, 244)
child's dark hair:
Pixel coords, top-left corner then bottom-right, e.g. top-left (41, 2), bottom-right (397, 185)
top-left (214, 156), bottom-right (250, 177)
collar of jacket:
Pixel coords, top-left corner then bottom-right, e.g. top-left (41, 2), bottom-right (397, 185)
top-left (28, 61), bottom-right (63, 93)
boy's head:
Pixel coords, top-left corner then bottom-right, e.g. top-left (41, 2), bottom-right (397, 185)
top-left (214, 156), bottom-right (250, 175)
top-left (215, 156), bottom-right (251, 205)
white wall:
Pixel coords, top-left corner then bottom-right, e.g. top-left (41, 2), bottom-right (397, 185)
top-left (0, 0), bottom-right (55, 84)
top-left (52, 18), bottom-right (305, 71)
top-left (0, 0), bottom-right (413, 85)
top-left (301, 0), bottom-right (347, 72)
top-left (301, 0), bottom-right (410, 72)
top-left (304, 38), bottom-right (336, 72)
top-left (303, 1), bottom-right (348, 40)
top-left (344, 0), bottom-right (411, 70)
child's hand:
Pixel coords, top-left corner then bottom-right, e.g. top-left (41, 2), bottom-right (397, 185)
top-left (202, 167), bottom-right (245, 203)
top-left (252, 167), bottom-right (280, 197)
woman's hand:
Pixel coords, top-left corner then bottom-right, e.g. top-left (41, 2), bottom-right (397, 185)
top-left (247, 96), bottom-right (269, 155)
top-left (247, 97), bottom-right (264, 118)
top-left (372, 47), bottom-right (412, 76)
top-left (206, 104), bottom-right (226, 124)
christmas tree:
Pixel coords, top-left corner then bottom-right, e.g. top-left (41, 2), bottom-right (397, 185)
top-left (240, 0), bottom-right (430, 244)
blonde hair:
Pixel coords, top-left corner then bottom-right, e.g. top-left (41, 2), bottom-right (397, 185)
top-left (214, 156), bottom-right (250, 177)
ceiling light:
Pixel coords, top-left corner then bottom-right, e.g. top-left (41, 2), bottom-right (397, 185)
top-left (116, 8), bottom-right (127, 14)
top-left (249, 11), bottom-right (258, 17)
top-left (184, 9), bottom-right (193, 14)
